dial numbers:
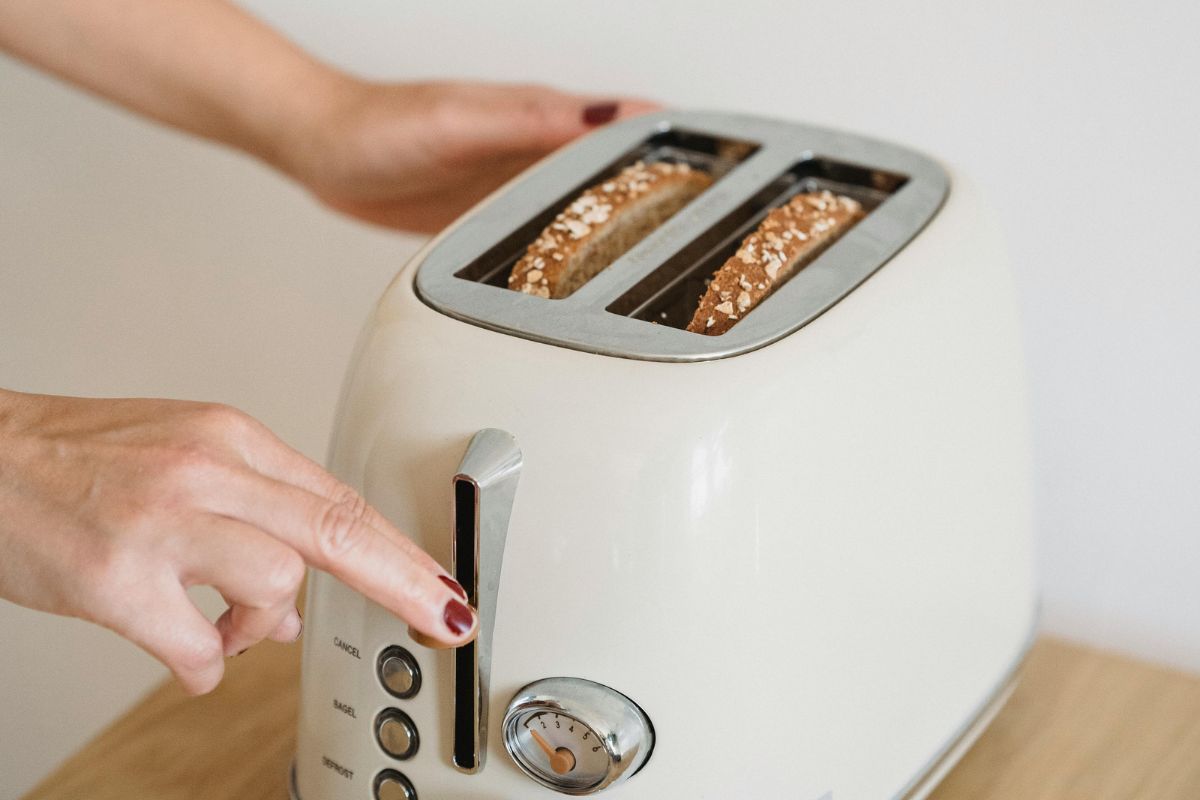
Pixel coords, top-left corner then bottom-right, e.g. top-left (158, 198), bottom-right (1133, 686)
top-left (512, 711), bottom-right (610, 790)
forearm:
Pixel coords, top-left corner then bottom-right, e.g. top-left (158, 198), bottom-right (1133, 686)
top-left (0, 0), bottom-right (351, 173)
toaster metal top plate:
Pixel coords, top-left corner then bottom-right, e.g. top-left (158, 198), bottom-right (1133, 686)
top-left (414, 111), bottom-right (949, 362)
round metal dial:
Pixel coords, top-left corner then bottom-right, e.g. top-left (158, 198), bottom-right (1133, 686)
top-left (502, 678), bottom-right (653, 795)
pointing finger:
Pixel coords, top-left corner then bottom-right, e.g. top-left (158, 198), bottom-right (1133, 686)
top-left (217, 470), bottom-right (476, 647)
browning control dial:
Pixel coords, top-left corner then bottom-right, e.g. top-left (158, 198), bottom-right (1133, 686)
top-left (502, 678), bottom-right (653, 795)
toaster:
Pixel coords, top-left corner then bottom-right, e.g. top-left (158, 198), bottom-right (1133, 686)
top-left (292, 111), bottom-right (1036, 800)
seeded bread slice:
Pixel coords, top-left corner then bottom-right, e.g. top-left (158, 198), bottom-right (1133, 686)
top-left (687, 190), bottom-right (864, 335)
top-left (509, 161), bottom-right (712, 299)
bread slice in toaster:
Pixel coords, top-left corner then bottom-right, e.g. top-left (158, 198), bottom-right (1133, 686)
top-left (509, 161), bottom-right (712, 299)
top-left (687, 190), bottom-right (864, 335)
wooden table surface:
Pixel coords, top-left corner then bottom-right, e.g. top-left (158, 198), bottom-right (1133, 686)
top-left (23, 636), bottom-right (1200, 800)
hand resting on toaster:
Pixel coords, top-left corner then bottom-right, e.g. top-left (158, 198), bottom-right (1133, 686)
top-left (0, 1), bottom-right (658, 235)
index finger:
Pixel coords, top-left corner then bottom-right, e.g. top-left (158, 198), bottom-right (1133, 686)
top-left (234, 420), bottom-right (449, 570)
top-left (216, 468), bottom-right (476, 648)
top-left (226, 419), bottom-right (476, 642)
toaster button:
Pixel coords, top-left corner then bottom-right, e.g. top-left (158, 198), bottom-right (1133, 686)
top-left (373, 769), bottom-right (417, 800)
top-left (375, 708), bottom-right (420, 761)
top-left (378, 646), bottom-right (421, 699)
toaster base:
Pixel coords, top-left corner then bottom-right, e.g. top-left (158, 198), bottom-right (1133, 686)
top-left (891, 657), bottom-right (1024, 800)
top-left (286, 645), bottom-right (1028, 800)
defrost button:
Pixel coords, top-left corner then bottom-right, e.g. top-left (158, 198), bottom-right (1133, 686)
top-left (374, 769), bottom-right (417, 800)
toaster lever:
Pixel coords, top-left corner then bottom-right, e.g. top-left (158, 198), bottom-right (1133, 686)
top-left (451, 428), bottom-right (522, 774)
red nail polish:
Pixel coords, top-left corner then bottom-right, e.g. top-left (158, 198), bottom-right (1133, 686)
top-left (583, 102), bottom-right (619, 126)
top-left (444, 600), bottom-right (475, 637)
top-left (439, 574), bottom-right (468, 599)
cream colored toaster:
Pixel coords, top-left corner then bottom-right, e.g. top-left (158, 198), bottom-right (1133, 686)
top-left (291, 111), bottom-right (1036, 800)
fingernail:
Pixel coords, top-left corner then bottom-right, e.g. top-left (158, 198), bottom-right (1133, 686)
top-left (439, 574), bottom-right (468, 600)
top-left (583, 102), bottom-right (619, 126)
top-left (444, 599), bottom-right (476, 638)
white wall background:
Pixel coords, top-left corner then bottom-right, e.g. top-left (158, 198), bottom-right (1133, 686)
top-left (2, 1), bottom-right (1197, 796)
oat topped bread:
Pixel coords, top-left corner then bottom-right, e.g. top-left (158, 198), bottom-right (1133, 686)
top-left (509, 161), bottom-right (712, 299)
top-left (687, 190), bottom-right (863, 335)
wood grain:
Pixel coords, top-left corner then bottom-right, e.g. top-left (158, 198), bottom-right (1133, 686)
top-left (929, 639), bottom-right (1200, 800)
top-left (24, 640), bottom-right (299, 800)
top-left (23, 637), bottom-right (1200, 800)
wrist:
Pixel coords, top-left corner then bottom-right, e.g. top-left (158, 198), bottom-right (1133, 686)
top-left (264, 65), bottom-right (370, 191)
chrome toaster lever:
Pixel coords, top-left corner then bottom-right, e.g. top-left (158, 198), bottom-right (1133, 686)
top-left (451, 429), bottom-right (522, 773)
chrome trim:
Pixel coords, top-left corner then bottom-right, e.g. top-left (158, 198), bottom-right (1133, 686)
top-left (415, 110), bottom-right (949, 362)
top-left (375, 708), bottom-right (420, 761)
top-left (452, 429), bottom-right (522, 773)
top-left (501, 677), bottom-right (655, 795)
top-left (377, 646), bottom-right (421, 700)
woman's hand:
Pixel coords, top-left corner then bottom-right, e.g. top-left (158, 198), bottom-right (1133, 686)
top-left (286, 80), bottom-right (659, 232)
top-left (0, 3), bottom-right (657, 234)
top-left (0, 390), bottom-right (476, 695)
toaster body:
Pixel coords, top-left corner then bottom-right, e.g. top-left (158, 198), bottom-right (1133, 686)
top-left (293, 112), bottom-right (1036, 800)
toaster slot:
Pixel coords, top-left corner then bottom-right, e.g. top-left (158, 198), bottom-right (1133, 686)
top-left (450, 429), bottom-right (522, 775)
top-left (606, 159), bottom-right (907, 330)
top-left (452, 477), bottom-right (479, 772)
top-left (453, 129), bottom-right (758, 289)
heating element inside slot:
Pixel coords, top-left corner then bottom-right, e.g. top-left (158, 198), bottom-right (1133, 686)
top-left (607, 158), bottom-right (907, 330)
top-left (452, 477), bottom-right (479, 771)
top-left (453, 129), bottom-right (758, 289)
